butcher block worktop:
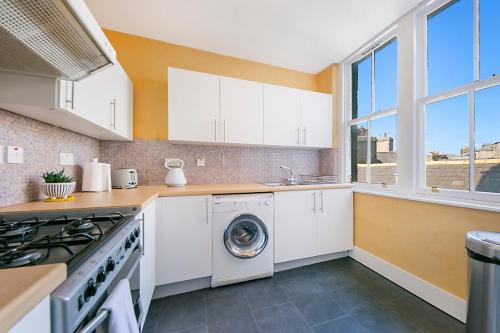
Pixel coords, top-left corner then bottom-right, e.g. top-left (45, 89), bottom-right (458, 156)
top-left (0, 183), bottom-right (352, 213)
top-left (0, 264), bottom-right (66, 333)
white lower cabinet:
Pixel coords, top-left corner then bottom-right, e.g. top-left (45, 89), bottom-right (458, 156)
top-left (139, 200), bottom-right (156, 328)
top-left (274, 188), bottom-right (353, 263)
top-left (7, 296), bottom-right (50, 333)
top-left (156, 196), bottom-right (212, 285)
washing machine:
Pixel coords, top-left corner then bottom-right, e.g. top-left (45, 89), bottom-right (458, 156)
top-left (212, 193), bottom-right (274, 287)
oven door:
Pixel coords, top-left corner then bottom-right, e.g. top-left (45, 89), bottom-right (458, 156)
top-left (74, 244), bottom-right (143, 333)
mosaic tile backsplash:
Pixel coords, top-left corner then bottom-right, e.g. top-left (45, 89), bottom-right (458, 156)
top-left (0, 109), bottom-right (99, 207)
top-left (100, 140), bottom-right (333, 186)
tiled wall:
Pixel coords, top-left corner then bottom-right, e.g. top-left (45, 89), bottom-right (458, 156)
top-left (0, 109), bottom-right (99, 207)
top-left (100, 140), bottom-right (336, 185)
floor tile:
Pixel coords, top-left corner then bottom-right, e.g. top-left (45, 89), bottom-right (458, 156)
top-left (313, 315), bottom-right (368, 333)
top-left (174, 325), bottom-right (209, 333)
top-left (328, 285), bottom-right (378, 314)
top-left (354, 305), bottom-right (419, 333)
top-left (253, 303), bottom-right (312, 333)
top-left (242, 277), bottom-right (289, 310)
top-left (289, 292), bottom-right (345, 326)
top-left (155, 290), bottom-right (206, 332)
top-left (205, 293), bottom-right (259, 332)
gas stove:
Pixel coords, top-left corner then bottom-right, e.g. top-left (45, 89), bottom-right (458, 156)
top-left (0, 206), bottom-right (143, 333)
top-left (0, 206), bottom-right (140, 272)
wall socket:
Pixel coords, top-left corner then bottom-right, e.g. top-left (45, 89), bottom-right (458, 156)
top-left (196, 158), bottom-right (206, 167)
top-left (60, 152), bottom-right (74, 166)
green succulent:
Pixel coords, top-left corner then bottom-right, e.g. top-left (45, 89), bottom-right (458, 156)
top-left (41, 168), bottom-right (73, 183)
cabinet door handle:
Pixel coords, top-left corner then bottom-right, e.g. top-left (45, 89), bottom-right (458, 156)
top-left (205, 196), bottom-right (209, 224)
top-left (296, 127), bottom-right (300, 144)
top-left (312, 192), bottom-right (316, 213)
top-left (110, 99), bottom-right (116, 130)
top-left (137, 213), bottom-right (145, 257)
top-left (303, 127), bottom-right (307, 145)
top-left (223, 120), bottom-right (226, 141)
top-left (320, 192), bottom-right (324, 212)
top-left (70, 81), bottom-right (75, 109)
top-left (213, 119), bottom-right (217, 141)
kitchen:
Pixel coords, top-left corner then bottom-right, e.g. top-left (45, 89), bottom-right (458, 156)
top-left (0, 0), bottom-right (499, 333)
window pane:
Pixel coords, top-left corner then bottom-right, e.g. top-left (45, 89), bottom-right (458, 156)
top-left (351, 122), bottom-right (368, 183)
top-left (427, 0), bottom-right (473, 95)
top-left (425, 94), bottom-right (470, 190)
top-left (352, 56), bottom-right (371, 119)
top-left (375, 39), bottom-right (398, 112)
top-left (474, 84), bottom-right (500, 193)
top-left (479, 0), bottom-right (500, 79)
top-left (370, 114), bottom-right (397, 185)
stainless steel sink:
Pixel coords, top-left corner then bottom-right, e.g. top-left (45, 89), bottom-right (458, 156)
top-left (262, 182), bottom-right (298, 187)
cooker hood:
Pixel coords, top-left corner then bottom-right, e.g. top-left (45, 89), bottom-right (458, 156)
top-left (0, 0), bottom-right (116, 80)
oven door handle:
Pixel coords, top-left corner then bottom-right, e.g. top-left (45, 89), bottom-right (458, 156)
top-left (78, 309), bottom-right (110, 333)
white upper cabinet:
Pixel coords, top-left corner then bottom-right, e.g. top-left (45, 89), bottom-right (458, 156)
top-left (112, 63), bottom-right (133, 139)
top-left (263, 84), bottom-right (301, 147)
top-left (300, 90), bottom-right (332, 148)
top-left (168, 67), bottom-right (220, 143)
top-left (220, 77), bottom-right (264, 144)
top-left (167, 67), bottom-right (332, 148)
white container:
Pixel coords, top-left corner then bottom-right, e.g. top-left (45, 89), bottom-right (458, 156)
top-left (40, 182), bottom-right (76, 199)
top-left (82, 159), bottom-right (112, 192)
top-left (165, 158), bottom-right (187, 187)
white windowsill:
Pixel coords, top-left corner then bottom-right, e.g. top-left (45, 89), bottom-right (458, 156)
top-left (354, 187), bottom-right (500, 213)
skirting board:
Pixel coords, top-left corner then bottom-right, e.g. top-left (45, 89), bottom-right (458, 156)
top-left (349, 246), bottom-right (467, 323)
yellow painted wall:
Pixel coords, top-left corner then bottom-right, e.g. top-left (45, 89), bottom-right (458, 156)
top-left (354, 193), bottom-right (500, 299)
top-left (316, 64), bottom-right (340, 148)
top-left (104, 30), bottom-right (330, 140)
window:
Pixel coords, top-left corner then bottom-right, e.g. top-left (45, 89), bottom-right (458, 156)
top-left (419, 0), bottom-right (500, 198)
top-left (349, 38), bottom-right (398, 186)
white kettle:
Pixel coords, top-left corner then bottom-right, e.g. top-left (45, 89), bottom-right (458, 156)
top-left (165, 158), bottom-right (187, 187)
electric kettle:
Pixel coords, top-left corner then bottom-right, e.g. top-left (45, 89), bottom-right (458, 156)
top-left (165, 158), bottom-right (187, 187)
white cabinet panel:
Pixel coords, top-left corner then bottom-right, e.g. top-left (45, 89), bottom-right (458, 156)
top-left (220, 76), bottom-right (264, 144)
top-left (263, 84), bottom-right (301, 147)
top-left (300, 90), bottom-right (332, 148)
top-left (274, 190), bottom-right (317, 263)
top-left (139, 200), bottom-right (156, 329)
top-left (112, 63), bottom-right (133, 139)
top-left (316, 189), bottom-right (354, 256)
top-left (156, 196), bottom-right (212, 285)
top-left (8, 296), bottom-right (50, 333)
top-left (168, 68), bottom-right (220, 143)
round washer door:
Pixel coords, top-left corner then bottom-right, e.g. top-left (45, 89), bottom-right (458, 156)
top-left (224, 214), bottom-right (269, 259)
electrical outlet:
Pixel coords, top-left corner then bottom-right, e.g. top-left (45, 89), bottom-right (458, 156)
top-left (60, 152), bottom-right (74, 166)
top-left (7, 146), bottom-right (23, 164)
top-left (196, 158), bottom-right (206, 167)
top-left (0, 145), bottom-right (5, 164)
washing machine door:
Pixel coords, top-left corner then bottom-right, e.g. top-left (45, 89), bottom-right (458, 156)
top-left (224, 214), bottom-right (269, 259)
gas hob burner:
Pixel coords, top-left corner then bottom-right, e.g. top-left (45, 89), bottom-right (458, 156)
top-left (65, 219), bottom-right (96, 235)
top-left (0, 249), bottom-right (42, 268)
top-left (0, 217), bottom-right (42, 243)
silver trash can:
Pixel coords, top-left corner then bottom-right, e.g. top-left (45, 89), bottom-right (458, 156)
top-left (466, 231), bottom-right (500, 333)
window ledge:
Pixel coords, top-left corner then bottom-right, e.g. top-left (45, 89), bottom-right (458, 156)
top-left (354, 187), bottom-right (500, 213)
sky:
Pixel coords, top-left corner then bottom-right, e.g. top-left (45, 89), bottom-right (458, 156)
top-left (353, 0), bottom-right (499, 156)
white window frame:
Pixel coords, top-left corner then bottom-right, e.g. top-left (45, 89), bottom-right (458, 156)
top-left (415, 0), bottom-right (500, 203)
top-left (342, 27), bottom-right (399, 191)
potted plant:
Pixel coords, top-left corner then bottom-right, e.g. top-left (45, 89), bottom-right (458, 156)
top-left (40, 169), bottom-right (76, 199)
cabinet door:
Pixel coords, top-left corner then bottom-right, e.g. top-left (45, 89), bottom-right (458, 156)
top-left (274, 191), bottom-right (317, 263)
top-left (168, 68), bottom-right (220, 143)
top-left (140, 200), bottom-right (156, 328)
top-left (300, 91), bottom-right (332, 148)
top-left (156, 196), bottom-right (212, 285)
top-left (112, 63), bottom-right (133, 140)
top-left (7, 296), bottom-right (50, 333)
top-left (220, 76), bottom-right (263, 144)
top-left (263, 84), bottom-right (301, 147)
top-left (316, 189), bottom-right (353, 255)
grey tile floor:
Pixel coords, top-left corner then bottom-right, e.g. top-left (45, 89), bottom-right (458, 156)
top-left (143, 258), bottom-right (465, 333)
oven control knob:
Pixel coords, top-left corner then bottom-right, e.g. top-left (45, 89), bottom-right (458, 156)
top-left (134, 228), bottom-right (140, 238)
top-left (84, 279), bottom-right (97, 302)
top-left (129, 233), bottom-right (136, 243)
top-left (96, 266), bottom-right (106, 284)
top-left (106, 257), bottom-right (115, 272)
top-left (125, 237), bottom-right (132, 250)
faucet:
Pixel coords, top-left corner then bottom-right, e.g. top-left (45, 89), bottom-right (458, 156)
top-left (280, 166), bottom-right (299, 185)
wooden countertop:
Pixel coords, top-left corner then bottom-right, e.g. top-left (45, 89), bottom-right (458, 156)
top-left (0, 183), bottom-right (352, 213)
top-left (0, 264), bottom-right (66, 333)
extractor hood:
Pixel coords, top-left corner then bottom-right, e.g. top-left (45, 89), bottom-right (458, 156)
top-left (0, 0), bottom-right (116, 80)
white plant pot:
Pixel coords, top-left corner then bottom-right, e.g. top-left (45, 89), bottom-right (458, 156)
top-left (40, 182), bottom-right (76, 199)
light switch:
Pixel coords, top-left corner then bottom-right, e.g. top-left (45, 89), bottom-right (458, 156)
top-left (7, 146), bottom-right (23, 164)
top-left (0, 145), bottom-right (5, 164)
top-left (60, 152), bottom-right (74, 166)
top-left (196, 158), bottom-right (205, 167)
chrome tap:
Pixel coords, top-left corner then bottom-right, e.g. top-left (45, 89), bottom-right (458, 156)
top-left (280, 166), bottom-right (299, 185)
